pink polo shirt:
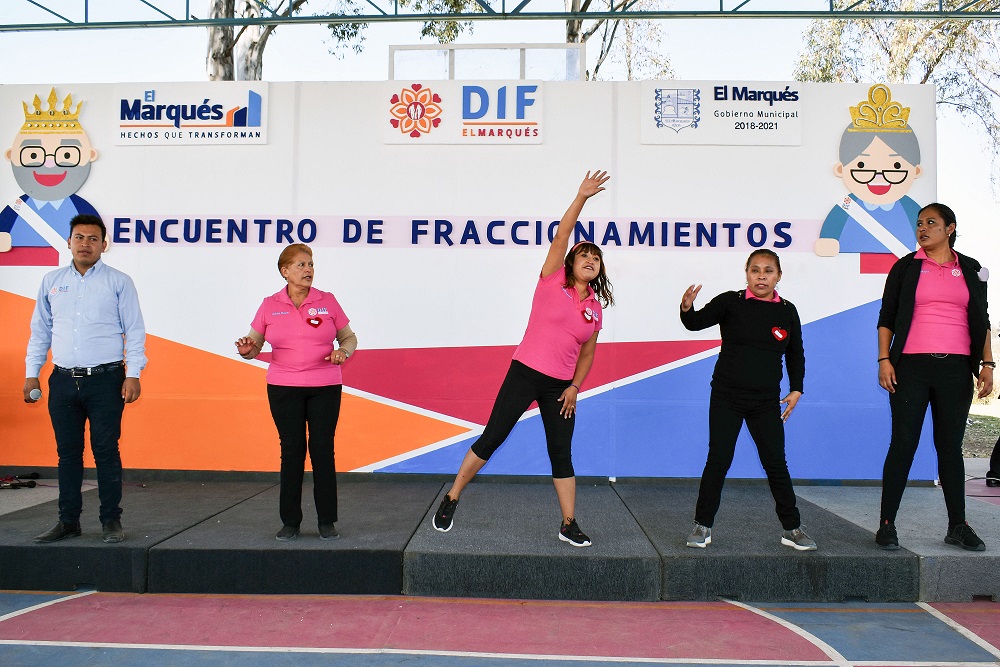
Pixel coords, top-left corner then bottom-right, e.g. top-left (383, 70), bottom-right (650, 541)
top-left (250, 287), bottom-right (351, 387)
top-left (512, 267), bottom-right (603, 380)
top-left (744, 288), bottom-right (781, 303)
top-left (902, 248), bottom-right (971, 355)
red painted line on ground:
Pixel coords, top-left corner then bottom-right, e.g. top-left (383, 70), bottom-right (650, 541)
top-left (0, 594), bottom-right (830, 661)
top-left (930, 602), bottom-right (1000, 649)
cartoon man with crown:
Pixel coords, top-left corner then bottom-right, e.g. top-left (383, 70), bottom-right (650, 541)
top-left (815, 84), bottom-right (922, 273)
top-left (0, 88), bottom-right (100, 266)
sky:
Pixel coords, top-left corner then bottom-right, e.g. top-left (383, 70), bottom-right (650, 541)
top-left (0, 5), bottom-right (997, 275)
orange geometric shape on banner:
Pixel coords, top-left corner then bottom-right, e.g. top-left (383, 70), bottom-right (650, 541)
top-left (0, 290), bottom-right (468, 473)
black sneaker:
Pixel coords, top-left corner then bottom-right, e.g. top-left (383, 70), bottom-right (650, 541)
top-left (318, 523), bottom-right (339, 540)
top-left (433, 494), bottom-right (458, 532)
top-left (558, 518), bottom-right (592, 547)
top-left (275, 525), bottom-right (299, 541)
top-left (875, 520), bottom-right (899, 550)
top-left (945, 522), bottom-right (986, 551)
top-left (987, 474), bottom-right (999, 488)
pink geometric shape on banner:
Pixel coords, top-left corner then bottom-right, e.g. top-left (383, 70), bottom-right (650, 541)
top-left (346, 340), bottom-right (720, 425)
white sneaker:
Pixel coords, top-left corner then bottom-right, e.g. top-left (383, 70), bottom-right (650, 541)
top-left (686, 523), bottom-right (711, 548)
top-left (781, 527), bottom-right (817, 551)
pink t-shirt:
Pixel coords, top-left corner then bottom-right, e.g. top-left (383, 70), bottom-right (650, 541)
top-left (902, 248), bottom-right (971, 355)
top-left (512, 267), bottom-right (603, 380)
top-left (250, 287), bottom-right (351, 387)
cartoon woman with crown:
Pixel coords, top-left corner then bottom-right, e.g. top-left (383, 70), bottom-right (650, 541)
top-left (814, 84), bottom-right (922, 273)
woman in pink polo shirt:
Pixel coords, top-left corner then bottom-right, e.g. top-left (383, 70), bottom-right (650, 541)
top-left (235, 243), bottom-right (357, 542)
top-left (432, 170), bottom-right (614, 547)
top-left (876, 203), bottom-right (993, 551)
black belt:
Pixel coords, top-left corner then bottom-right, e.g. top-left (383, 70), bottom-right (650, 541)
top-left (54, 361), bottom-right (125, 378)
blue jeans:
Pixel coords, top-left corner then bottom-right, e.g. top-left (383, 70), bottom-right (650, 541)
top-left (48, 367), bottom-right (126, 525)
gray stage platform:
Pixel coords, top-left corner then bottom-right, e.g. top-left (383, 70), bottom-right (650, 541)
top-left (614, 483), bottom-right (919, 602)
top-left (796, 482), bottom-right (1000, 602)
top-left (0, 476), bottom-right (997, 601)
top-left (147, 479), bottom-right (441, 594)
top-left (404, 482), bottom-right (661, 600)
top-left (0, 481), bottom-right (270, 592)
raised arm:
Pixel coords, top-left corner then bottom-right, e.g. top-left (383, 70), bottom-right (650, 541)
top-left (541, 170), bottom-right (610, 278)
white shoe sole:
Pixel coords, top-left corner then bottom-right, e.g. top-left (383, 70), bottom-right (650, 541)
top-left (781, 537), bottom-right (817, 551)
top-left (686, 536), bottom-right (711, 548)
top-left (433, 520), bottom-right (453, 533)
top-left (559, 533), bottom-right (592, 547)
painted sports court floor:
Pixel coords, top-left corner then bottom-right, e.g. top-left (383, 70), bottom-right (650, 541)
top-left (0, 591), bottom-right (998, 666)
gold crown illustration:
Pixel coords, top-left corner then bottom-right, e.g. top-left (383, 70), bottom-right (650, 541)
top-left (20, 88), bottom-right (85, 134)
top-left (848, 84), bottom-right (911, 133)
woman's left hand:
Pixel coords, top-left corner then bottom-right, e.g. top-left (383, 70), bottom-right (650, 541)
top-left (977, 366), bottom-right (994, 399)
top-left (780, 391), bottom-right (802, 422)
top-left (326, 350), bottom-right (349, 365)
top-left (558, 385), bottom-right (579, 418)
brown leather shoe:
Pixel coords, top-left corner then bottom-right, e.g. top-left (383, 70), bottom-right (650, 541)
top-left (34, 521), bottom-right (81, 543)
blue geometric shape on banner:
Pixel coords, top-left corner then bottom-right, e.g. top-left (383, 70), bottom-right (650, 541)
top-left (378, 299), bottom-right (937, 481)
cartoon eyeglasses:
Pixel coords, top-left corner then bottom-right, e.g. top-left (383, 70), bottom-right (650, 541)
top-left (19, 145), bottom-right (81, 169)
top-left (850, 168), bottom-right (909, 185)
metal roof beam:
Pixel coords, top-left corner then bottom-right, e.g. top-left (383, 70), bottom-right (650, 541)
top-left (5, 0), bottom-right (1000, 31)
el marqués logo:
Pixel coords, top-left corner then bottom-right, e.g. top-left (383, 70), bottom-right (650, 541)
top-left (115, 84), bottom-right (267, 145)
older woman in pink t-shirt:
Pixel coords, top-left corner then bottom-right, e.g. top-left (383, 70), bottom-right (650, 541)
top-left (876, 203), bottom-right (993, 552)
top-left (235, 244), bottom-right (358, 542)
top-left (432, 171), bottom-right (615, 547)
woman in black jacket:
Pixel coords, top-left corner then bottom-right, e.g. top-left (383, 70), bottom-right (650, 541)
top-left (680, 249), bottom-right (816, 551)
top-left (876, 203), bottom-right (994, 551)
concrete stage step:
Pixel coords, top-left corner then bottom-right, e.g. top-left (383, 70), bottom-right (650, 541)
top-left (614, 482), bottom-right (919, 602)
top-left (797, 483), bottom-right (1000, 602)
top-left (0, 481), bottom-right (272, 592)
top-left (403, 481), bottom-right (662, 600)
top-left (147, 479), bottom-right (443, 594)
top-left (0, 477), bottom-right (996, 601)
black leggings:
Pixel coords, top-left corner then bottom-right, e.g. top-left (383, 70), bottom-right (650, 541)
top-left (694, 390), bottom-right (801, 530)
top-left (471, 360), bottom-right (576, 478)
top-left (881, 354), bottom-right (972, 528)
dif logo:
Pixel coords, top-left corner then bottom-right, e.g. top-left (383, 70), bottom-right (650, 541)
top-left (462, 85), bottom-right (538, 120)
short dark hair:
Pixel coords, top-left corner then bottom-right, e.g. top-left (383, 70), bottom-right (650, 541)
top-left (918, 202), bottom-right (958, 248)
top-left (69, 213), bottom-right (107, 241)
top-left (745, 248), bottom-right (782, 273)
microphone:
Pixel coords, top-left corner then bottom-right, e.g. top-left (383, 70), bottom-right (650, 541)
top-left (29, 388), bottom-right (42, 401)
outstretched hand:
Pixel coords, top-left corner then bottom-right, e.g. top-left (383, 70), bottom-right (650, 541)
top-left (680, 284), bottom-right (702, 312)
top-left (578, 170), bottom-right (610, 199)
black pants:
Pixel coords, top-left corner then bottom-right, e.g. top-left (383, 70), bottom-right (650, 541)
top-left (471, 361), bottom-right (575, 478)
top-left (694, 390), bottom-right (801, 530)
top-left (48, 367), bottom-right (126, 525)
top-left (266, 384), bottom-right (342, 527)
top-left (990, 435), bottom-right (1000, 479)
top-left (881, 354), bottom-right (973, 528)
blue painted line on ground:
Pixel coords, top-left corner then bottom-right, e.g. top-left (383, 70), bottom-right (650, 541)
top-left (758, 602), bottom-right (998, 663)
